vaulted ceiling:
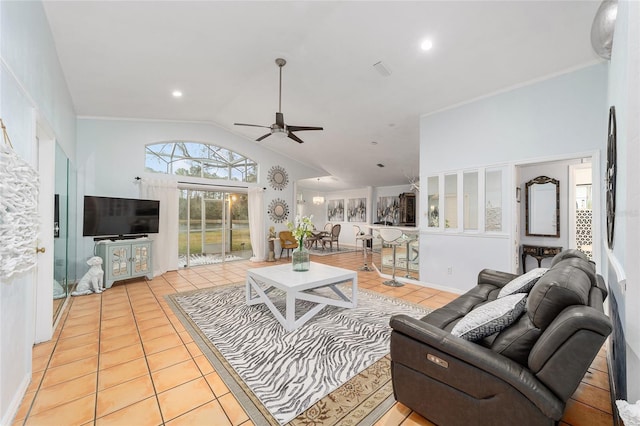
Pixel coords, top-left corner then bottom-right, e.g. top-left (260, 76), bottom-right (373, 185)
top-left (43, 1), bottom-right (603, 190)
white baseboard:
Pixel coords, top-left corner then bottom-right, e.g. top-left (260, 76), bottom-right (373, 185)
top-left (371, 263), bottom-right (464, 294)
top-left (1, 372), bottom-right (31, 426)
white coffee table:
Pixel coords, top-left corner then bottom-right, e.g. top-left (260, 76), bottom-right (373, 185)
top-left (246, 262), bottom-right (358, 332)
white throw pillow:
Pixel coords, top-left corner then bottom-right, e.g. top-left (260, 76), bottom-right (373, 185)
top-left (451, 293), bottom-right (527, 342)
top-left (498, 268), bottom-right (548, 298)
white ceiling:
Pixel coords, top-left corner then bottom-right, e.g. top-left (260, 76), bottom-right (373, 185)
top-left (43, 1), bottom-right (603, 191)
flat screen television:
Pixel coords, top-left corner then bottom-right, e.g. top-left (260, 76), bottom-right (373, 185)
top-left (83, 195), bottom-right (160, 238)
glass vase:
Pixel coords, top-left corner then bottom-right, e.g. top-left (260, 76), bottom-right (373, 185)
top-left (292, 245), bottom-right (310, 272)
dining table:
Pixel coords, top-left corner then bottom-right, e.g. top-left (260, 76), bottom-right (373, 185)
top-left (305, 230), bottom-right (327, 249)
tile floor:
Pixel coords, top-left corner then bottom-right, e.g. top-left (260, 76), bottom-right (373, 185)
top-left (14, 252), bottom-right (613, 425)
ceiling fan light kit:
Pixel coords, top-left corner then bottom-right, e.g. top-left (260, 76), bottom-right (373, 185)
top-left (234, 58), bottom-right (323, 144)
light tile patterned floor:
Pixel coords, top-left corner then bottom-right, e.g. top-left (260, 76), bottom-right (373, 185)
top-left (14, 252), bottom-right (613, 425)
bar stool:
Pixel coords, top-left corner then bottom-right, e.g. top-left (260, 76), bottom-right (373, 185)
top-left (378, 227), bottom-right (404, 287)
top-left (396, 234), bottom-right (419, 278)
top-left (353, 225), bottom-right (373, 271)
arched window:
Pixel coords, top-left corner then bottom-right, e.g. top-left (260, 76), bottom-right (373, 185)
top-left (145, 141), bottom-right (257, 183)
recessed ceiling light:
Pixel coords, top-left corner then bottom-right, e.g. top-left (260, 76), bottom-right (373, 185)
top-left (421, 39), bottom-right (434, 51)
top-left (172, 90), bottom-right (183, 98)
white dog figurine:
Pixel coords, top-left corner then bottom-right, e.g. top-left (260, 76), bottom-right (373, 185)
top-left (72, 256), bottom-right (104, 296)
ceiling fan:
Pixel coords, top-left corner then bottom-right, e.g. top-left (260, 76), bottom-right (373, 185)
top-left (234, 58), bottom-right (323, 144)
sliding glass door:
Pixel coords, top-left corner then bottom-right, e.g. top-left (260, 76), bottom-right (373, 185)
top-left (178, 189), bottom-right (251, 268)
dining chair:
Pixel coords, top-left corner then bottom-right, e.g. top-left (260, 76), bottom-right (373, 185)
top-left (321, 224), bottom-right (341, 251)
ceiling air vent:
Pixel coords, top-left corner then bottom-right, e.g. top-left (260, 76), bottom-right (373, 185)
top-left (373, 61), bottom-right (392, 77)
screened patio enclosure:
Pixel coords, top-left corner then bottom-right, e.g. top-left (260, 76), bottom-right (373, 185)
top-left (178, 189), bottom-right (251, 268)
top-left (145, 141), bottom-right (257, 182)
top-left (145, 141), bottom-right (256, 268)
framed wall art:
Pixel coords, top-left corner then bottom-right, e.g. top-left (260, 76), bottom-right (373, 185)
top-left (347, 198), bottom-right (366, 222)
top-left (376, 196), bottom-right (399, 224)
top-left (327, 199), bottom-right (344, 222)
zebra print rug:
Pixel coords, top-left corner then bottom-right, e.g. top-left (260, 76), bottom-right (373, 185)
top-left (167, 283), bottom-right (430, 425)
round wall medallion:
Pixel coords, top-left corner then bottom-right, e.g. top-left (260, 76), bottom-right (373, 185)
top-left (268, 198), bottom-right (289, 223)
top-left (606, 106), bottom-right (617, 249)
top-left (267, 165), bottom-right (289, 191)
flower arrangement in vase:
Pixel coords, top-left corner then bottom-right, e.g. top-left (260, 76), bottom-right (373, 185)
top-left (287, 215), bottom-right (314, 271)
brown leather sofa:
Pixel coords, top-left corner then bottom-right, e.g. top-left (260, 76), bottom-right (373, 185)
top-left (389, 250), bottom-right (612, 426)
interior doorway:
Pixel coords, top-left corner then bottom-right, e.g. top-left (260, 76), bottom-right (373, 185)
top-left (569, 162), bottom-right (593, 259)
top-left (178, 189), bottom-right (251, 267)
top-left (515, 154), bottom-right (599, 273)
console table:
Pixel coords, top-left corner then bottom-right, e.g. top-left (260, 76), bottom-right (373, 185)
top-left (95, 238), bottom-right (153, 288)
top-left (521, 245), bottom-right (562, 273)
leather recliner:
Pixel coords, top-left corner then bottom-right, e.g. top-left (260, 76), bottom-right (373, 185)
top-left (389, 249), bottom-right (612, 426)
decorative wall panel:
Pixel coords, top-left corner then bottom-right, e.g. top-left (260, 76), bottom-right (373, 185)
top-left (576, 209), bottom-right (593, 259)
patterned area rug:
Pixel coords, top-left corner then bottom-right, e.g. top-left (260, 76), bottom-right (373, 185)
top-left (166, 283), bottom-right (430, 425)
top-left (178, 253), bottom-right (244, 268)
top-left (306, 246), bottom-right (357, 256)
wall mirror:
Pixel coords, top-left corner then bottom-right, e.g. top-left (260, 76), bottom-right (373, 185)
top-left (267, 165), bottom-right (288, 191)
top-left (53, 143), bottom-right (77, 323)
top-left (526, 176), bottom-right (560, 237)
top-left (268, 198), bottom-right (289, 223)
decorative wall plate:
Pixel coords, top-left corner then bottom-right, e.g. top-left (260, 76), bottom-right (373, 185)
top-left (606, 106), bottom-right (617, 249)
top-left (268, 198), bottom-right (289, 223)
top-left (267, 165), bottom-right (289, 191)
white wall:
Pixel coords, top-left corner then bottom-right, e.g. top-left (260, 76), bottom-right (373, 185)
top-left (606, 0), bottom-right (640, 402)
top-left (423, 234), bottom-right (511, 290)
top-left (0, 2), bottom-right (76, 161)
top-left (76, 118), bottom-right (325, 265)
top-left (0, 1), bottom-right (76, 424)
top-left (421, 64), bottom-right (608, 173)
top-left (419, 64), bottom-right (608, 292)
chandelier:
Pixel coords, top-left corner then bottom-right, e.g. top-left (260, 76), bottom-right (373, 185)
top-left (313, 178), bottom-right (325, 205)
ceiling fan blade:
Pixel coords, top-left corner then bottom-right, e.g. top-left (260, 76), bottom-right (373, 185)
top-left (234, 123), bottom-right (271, 128)
top-left (286, 125), bottom-right (324, 132)
top-left (287, 131), bottom-right (304, 144)
top-left (256, 133), bottom-right (272, 142)
top-left (275, 112), bottom-right (285, 128)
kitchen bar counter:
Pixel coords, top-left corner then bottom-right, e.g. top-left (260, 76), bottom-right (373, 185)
top-left (365, 225), bottom-right (420, 280)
